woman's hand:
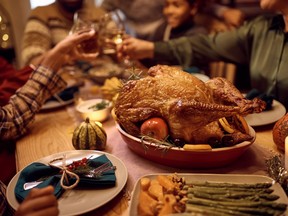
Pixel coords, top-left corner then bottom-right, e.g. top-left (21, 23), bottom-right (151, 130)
top-left (15, 186), bottom-right (59, 216)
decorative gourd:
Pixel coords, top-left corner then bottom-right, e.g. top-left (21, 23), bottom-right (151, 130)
top-left (72, 117), bottom-right (107, 150)
top-left (272, 113), bottom-right (288, 151)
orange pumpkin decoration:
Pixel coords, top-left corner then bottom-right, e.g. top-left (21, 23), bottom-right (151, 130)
top-left (272, 113), bottom-right (288, 151)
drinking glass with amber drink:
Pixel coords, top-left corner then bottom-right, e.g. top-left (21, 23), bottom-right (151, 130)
top-left (70, 9), bottom-right (100, 55)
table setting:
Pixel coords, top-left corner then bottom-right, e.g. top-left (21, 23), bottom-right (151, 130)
top-left (9, 61), bottom-right (288, 215)
top-left (243, 89), bottom-right (286, 127)
top-left (6, 8), bottom-right (288, 216)
top-left (7, 150), bottom-right (128, 216)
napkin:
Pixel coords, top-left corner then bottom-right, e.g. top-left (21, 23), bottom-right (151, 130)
top-left (47, 85), bottom-right (79, 102)
top-left (245, 88), bottom-right (274, 111)
top-left (14, 154), bottom-right (116, 203)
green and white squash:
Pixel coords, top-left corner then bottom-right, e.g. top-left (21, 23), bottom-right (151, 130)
top-left (72, 117), bottom-right (107, 150)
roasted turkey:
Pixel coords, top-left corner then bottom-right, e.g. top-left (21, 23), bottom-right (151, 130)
top-left (114, 65), bottom-right (266, 144)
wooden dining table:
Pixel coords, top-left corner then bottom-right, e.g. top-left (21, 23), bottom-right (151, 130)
top-left (14, 88), bottom-right (285, 215)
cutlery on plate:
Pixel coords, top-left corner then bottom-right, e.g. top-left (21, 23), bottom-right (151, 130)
top-left (86, 162), bottom-right (116, 178)
top-left (23, 181), bottom-right (44, 190)
top-left (23, 162), bottom-right (116, 190)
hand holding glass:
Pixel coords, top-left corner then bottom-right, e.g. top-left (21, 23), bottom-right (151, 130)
top-left (70, 10), bottom-right (100, 55)
top-left (99, 11), bottom-right (125, 55)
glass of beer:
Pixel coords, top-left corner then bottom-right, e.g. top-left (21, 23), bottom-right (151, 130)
top-left (70, 9), bottom-right (100, 55)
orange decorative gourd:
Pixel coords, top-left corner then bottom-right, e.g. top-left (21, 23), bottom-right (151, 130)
top-left (272, 113), bottom-right (288, 151)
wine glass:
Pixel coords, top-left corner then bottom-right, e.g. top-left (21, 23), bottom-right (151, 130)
top-left (98, 11), bottom-right (134, 69)
top-left (62, 9), bottom-right (100, 78)
top-left (98, 11), bottom-right (125, 55)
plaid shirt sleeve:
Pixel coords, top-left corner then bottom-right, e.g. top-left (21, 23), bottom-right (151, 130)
top-left (0, 66), bottom-right (66, 141)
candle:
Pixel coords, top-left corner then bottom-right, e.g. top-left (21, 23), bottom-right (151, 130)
top-left (285, 136), bottom-right (288, 170)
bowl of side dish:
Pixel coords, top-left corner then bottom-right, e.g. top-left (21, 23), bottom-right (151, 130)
top-left (76, 99), bottom-right (112, 122)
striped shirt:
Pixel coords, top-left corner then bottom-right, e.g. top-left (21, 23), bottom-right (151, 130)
top-left (21, 2), bottom-right (106, 66)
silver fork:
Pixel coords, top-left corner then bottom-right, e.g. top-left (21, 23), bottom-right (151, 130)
top-left (85, 162), bottom-right (116, 178)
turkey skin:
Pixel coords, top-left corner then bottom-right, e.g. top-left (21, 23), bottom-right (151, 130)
top-left (115, 65), bottom-right (265, 144)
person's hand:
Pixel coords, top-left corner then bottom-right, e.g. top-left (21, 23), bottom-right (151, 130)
top-left (117, 36), bottom-right (154, 60)
top-left (221, 8), bottom-right (245, 28)
top-left (15, 186), bottom-right (59, 216)
top-left (41, 30), bottom-right (99, 71)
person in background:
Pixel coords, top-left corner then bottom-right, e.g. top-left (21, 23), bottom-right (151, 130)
top-left (138, 0), bottom-right (207, 68)
top-left (21, 0), bottom-right (106, 66)
top-left (118, 0), bottom-right (288, 109)
top-left (198, 0), bottom-right (245, 29)
top-left (152, 0), bottom-right (207, 42)
top-left (99, 0), bottom-right (245, 41)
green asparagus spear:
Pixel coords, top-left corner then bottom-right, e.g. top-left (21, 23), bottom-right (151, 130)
top-left (189, 190), bottom-right (280, 202)
top-left (185, 181), bottom-right (272, 189)
top-left (185, 204), bottom-right (255, 216)
top-left (187, 196), bottom-right (287, 215)
top-left (186, 187), bottom-right (274, 195)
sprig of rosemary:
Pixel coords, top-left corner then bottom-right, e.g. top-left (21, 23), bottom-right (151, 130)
top-left (88, 100), bottom-right (110, 111)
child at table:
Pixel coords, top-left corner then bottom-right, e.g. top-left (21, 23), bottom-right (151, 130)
top-left (151, 0), bottom-right (207, 41)
top-left (139, 0), bottom-right (208, 68)
top-left (100, 0), bottom-right (245, 41)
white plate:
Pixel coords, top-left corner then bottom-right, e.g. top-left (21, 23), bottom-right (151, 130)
top-left (7, 150), bottom-right (128, 216)
top-left (129, 173), bottom-right (288, 216)
top-left (244, 100), bottom-right (286, 126)
top-left (41, 98), bottom-right (74, 111)
top-left (192, 73), bottom-right (210, 82)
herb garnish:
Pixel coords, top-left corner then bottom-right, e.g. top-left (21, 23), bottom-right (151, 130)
top-left (88, 100), bottom-right (109, 111)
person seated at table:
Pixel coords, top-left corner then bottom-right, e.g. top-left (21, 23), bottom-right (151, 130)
top-left (118, 0), bottom-right (288, 109)
top-left (1, 181), bottom-right (58, 216)
top-left (1, 30), bottom-right (97, 141)
top-left (152, 0), bottom-right (207, 42)
top-left (99, 0), bottom-right (245, 41)
top-left (138, 0), bottom-right (207, 68)
top-left (0, 29), bottom-right (97, 191)
top-left (21, 0), bottom-right (106, 67)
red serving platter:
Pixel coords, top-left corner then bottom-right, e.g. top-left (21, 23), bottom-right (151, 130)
top-left (116, 123), bottom-right (255, 169)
